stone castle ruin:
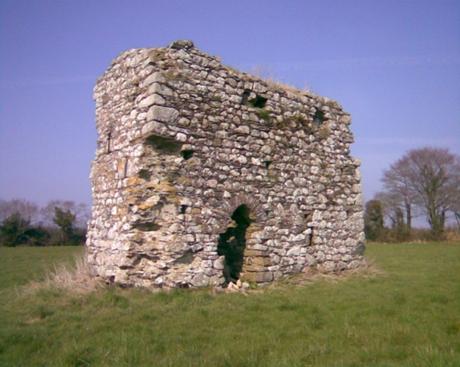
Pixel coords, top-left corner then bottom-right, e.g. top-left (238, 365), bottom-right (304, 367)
top-left (86, 40), bottom-right (365, 288)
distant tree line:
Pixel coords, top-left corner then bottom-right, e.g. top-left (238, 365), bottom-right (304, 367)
top-left (365, 147), bottom-right (460, 241)
top-left (0, 199), bottom-right (89, 246)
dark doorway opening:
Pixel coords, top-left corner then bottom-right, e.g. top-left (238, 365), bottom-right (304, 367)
top-left (217, 204), bottom-right (251, 284)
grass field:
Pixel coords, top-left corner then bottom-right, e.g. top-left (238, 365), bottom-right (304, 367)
top-left (0, 243), bottom-right (459, 367)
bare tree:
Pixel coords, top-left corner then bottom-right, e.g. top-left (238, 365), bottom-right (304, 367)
top-left (382, 147), bottom-right (460, 238)
top-left (0, 199), bottom-right (39, 224)
top-left (374, 191), bottom-right (404, 228)
top-left (381, 158), bottom-right (417, 231)
top-left (40, 200), bottom-right (90, 229)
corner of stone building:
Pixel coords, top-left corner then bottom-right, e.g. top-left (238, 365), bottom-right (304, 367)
top-left (86, 40), bottom-right (367, 289)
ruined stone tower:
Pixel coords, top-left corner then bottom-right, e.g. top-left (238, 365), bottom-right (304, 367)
top-left (86, 40), bottom-right (365, 288)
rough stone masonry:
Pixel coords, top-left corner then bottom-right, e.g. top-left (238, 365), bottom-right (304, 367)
top-left (86, 40), bottom-right (366, 288)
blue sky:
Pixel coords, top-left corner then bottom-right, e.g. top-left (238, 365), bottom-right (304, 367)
top-left (1, 0), bottom-right (459, 206)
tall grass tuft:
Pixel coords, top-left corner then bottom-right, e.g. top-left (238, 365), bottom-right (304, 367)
top-left (26, 253), bottom-right (103, 294)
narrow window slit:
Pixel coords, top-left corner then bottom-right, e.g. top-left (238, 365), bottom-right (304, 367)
top-left (241, 89), bottom-right (251, 105)
top-left (304, 212), bottom-right (314, 246)
top-left (308, 226), bottom-right (314, 246)
top-left (107, 132), bottom-right (112, 153)
top-left (123, 158), bottom-right (129, 178)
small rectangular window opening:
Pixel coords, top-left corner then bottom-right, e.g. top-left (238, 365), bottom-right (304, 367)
top-left (313, 109), bottom-right (325, 125)
top-left (181, 150), bottom-right (194, 160)
top-left (241, 90), bottom-right (267, 108)
top-left (250, 95), bottom-right (267, 108)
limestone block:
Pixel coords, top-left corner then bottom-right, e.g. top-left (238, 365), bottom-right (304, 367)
top-left (213, 256), bottom-right (225, 270)
top-left (242, 271), bottom-right (273, 283)
top-left (235, 125), bottom-right (250, 134)
top-left (139, 94), bottom-right (165, 108)
top-left (147, 106), bottom-right (179, 123)
top-left (148, 83), bottom-right (174, 96)
top-left (143, 72), bottom-right (166, 86)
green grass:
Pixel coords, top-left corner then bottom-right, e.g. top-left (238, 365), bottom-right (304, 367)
top-left (0, 246), bottom-right (82, 291)
top-left (0, 243), bottom-right (459, 366)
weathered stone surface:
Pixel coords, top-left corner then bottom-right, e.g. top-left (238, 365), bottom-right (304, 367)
top-left (147, 106), bottom-right (179, 123)
top-left (242, 271), bottom-right (274, 283)
top-left (143, 72), bottom-right (166, 86)
top-left (86, 40), bottom-right (365, 289)
top-left (235, 125), bottom-right (250, 134)
top-left (139, 94), bottom-right (165, 108)
top-left (169, 39), bottom-right (195, 50)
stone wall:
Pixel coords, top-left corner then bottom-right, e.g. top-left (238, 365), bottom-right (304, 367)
top-left (86, 40), bottom-right (365, 288)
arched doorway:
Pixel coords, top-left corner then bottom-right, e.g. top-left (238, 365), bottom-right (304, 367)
top-left (217, 204), bottom-right (251, 284)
